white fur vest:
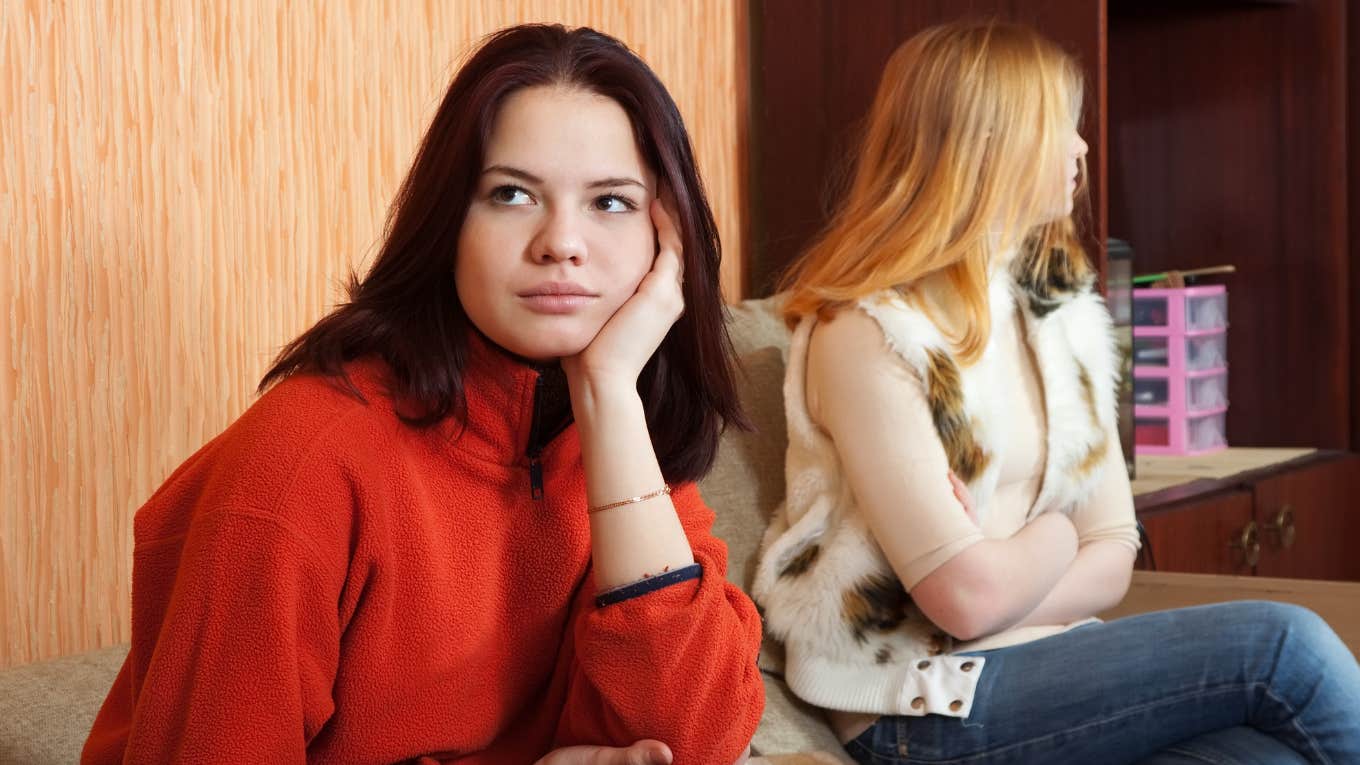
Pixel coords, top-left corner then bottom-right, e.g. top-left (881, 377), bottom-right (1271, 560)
top-left (752, 253), bottom-right (1119, 718)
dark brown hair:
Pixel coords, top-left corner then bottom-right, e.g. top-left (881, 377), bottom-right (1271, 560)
top-left (260, 24), bottom-right (745, 483)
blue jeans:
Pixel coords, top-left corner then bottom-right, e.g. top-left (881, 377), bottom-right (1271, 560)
top-left (845, 602), bottom-right (1360, 764)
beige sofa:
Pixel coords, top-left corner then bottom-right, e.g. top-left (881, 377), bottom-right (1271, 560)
top-left (3, 297), bottom-right (1357, 764)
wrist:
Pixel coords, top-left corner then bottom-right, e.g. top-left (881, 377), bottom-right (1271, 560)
top-left (567, 372), bottom-right (643, 418)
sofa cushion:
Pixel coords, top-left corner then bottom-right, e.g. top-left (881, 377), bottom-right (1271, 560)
top-left (706, 343), bottom-right (788, 591)
top-left (703, 295), bottom-right (792, 591)
top-left (698, 297), bottom-right (852, 762)
top-left (0, 644), bottom-right (126, 764)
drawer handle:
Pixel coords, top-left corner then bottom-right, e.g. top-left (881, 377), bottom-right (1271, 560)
top-left (1229, 520), bottom-right (1260, 567)
top-left (1267, 505), bottom-right (1297, 550)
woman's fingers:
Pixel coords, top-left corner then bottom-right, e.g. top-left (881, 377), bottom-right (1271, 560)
top-left (650, 197), bottom-right (682, 258)
top-left (949, 472), bottom-right (978, 523)
top-left (637, 202), bottom-right (684, 320)
top-left (650, 197), bottom-right (684, 287)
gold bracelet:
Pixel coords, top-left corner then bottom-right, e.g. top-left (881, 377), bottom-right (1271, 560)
top-left (588, 485), bottom-right (672, 514)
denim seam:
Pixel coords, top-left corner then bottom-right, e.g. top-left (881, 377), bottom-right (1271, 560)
top-left (845, 737), bottom-right (900, 764)
top-left (847, 745), bottom-right (905, 764)
top-left (1261, 684), bottom-right (1328, 765)
top-left (904, 682), bottom-right (1266, 764)
top-left (1159, 744), bottom-right (1236, 765)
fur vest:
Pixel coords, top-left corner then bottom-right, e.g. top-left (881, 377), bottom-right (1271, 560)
top-left (752, 252), bottom-right (1119, 717)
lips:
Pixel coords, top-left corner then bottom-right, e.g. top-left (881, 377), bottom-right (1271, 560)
top-left (518, 282), bottom-right (599, 314)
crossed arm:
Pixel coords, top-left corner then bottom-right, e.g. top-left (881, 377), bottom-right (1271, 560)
top-left (807, 310), bottom-right (1139, 644)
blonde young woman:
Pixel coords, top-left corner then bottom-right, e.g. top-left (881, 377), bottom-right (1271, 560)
top-left (753, 20), bottom-right (1359, 765)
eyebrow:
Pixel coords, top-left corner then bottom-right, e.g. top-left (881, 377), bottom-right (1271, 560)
top-left (482, 164), bottom-right (647, 191)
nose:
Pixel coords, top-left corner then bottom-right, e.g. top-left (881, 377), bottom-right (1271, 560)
top-left (530, 208), bottom-right (588, 266)
top-left (1073, 134), bottom-right (1089, 159)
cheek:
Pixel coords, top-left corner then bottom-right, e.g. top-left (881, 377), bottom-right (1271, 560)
top-left (598, 224), bottom-right (656, 295)
top-left (454, 219), bottom-right (501, 306)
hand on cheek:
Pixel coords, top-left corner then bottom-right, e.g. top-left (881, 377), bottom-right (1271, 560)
top-left (562, 197), bottom-right (685, 389)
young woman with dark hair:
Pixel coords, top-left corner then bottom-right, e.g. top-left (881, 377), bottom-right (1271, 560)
top-left (83, 24), bottom-right (762, 765)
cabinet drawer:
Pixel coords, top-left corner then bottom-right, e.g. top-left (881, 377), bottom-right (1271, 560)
top-left (1253, 455), bottom-right (1360, 581)
top-left (1138, 490), bottom-right (1257, 575)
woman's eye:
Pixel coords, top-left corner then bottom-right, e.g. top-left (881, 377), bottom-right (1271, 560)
top-left (594, 194), bottom-right (636, 213)
top-left (490, 186), bottom-right (533, 206)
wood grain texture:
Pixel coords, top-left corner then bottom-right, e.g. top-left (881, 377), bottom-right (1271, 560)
top-left (1137, 490), bottom-right (1257, 575)
top-left (1105, 571), bottom-right (1360, 661)
top-left (1108, 0), bottom-right (1349, 449)
top-left (1252, 456), bottom-right (1360, 581)
top-left (0, 1), bottom-right (747, 669)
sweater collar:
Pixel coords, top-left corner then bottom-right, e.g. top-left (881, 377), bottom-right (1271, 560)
top-left (444, 331), bottom-right (576, 469)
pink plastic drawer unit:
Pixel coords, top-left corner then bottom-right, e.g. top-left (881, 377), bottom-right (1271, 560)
top-left (1132, 285), bottom-right (1228, 335)
top-left (1131, 285), bottom-right (1230, 455)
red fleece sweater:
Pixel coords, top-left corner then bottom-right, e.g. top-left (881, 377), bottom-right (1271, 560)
top-left (82, 339), bottom-right (764, 764)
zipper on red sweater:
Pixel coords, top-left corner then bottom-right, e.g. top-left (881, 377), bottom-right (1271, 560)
top-left (526, 373), bottom-right (546, 500)
top-left (527, 456), bottom-right (544, 499)
top-left (525, 364), bottom-right (573, 501)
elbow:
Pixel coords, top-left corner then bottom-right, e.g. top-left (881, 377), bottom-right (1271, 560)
top-left (1115, 558), bottom-right (1134, 594)
top-left (938, 581), bottom-right (1009, 641)
top-left (912, 570), bottom-right (1011, 642)
top-left (935, 614), bottom-right (989, 643)
top-left (1105, 552), bottom-right (1135, 607)
top-left (1086, 539), bottom-right (1138, 611)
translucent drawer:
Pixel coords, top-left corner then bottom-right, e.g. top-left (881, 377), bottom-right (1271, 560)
top-left (1132, 371), bottom-right (1228, 413)
top-left (1133, 286), bottom-right (1228, 333)
top-left (1132, 332), bottom-right (1228, 372)
top-left (1134, 410), bottom-right (1228, 455)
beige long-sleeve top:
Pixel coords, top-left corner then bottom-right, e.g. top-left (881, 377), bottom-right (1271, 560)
top-left (806, 303), bottom-right (1140, 743)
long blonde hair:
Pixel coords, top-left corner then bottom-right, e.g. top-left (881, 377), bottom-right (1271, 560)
top-left (780, 19), bottom-right (1091, 363)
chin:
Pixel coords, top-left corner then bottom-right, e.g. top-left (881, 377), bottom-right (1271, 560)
top-left (501, 331), bottom-right (594, 363)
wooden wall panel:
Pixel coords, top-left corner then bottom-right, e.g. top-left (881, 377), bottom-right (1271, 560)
top-left (0, 1), bottom-right (747, 669)
top-left (1108, 0), bottom-right (1348, 449)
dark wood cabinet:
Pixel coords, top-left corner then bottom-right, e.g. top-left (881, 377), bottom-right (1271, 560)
top-left (1135, 452), bottom-right (1360, 581)
top-left (1139, 491), bottom-right (1256, 575)
top-left (1252, 458), bottom-right (1360, 580)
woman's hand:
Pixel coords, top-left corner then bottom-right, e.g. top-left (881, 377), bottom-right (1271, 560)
top-left (562, 198), bottom-right (684, 390)
top-left (533, 741), bottom-right (751, 765)
top-left (948, 472), bottom-right (977, 525)
top-left (534, 740), bottom-right (673, 765)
